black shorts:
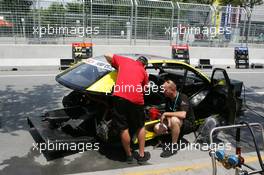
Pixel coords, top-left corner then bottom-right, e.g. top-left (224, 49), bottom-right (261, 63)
top-left (112, 97), bottom-right (145, 135)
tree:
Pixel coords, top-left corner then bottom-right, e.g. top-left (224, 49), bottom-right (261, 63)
top-left (40, 2), bottom-right (65, 26)
top-left (0, 0), bottom-right (33, 12)
top-left (65, 2), bottom-right (83, 14)
top-left (217, 0), bottom-right (262, 6)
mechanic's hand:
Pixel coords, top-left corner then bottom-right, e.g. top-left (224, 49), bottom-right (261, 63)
top-left (160, 114), bottom-right (166, 124)
top-left (104, 53), bottom-right (113, 58)
top-left (104, 53), bottom-right (114, 64)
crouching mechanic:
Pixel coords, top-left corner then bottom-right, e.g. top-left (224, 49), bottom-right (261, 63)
top-left (104, 53), bottom-right (150, 165)
top-left (154, 80), bottom-right (195, 158)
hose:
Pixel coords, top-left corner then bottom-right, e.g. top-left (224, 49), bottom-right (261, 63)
top-left (240, 121), bottom-right (264, 171)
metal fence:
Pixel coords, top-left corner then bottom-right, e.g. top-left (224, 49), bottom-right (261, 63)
top-left (0, 0), bottom-right (263, 47)
top-left (173, 3), bottom-right (214, 46)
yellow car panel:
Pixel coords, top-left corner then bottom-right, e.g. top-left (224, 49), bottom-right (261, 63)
top-left (133, 119), bottom-right (160, 144)
top-left (86, 71), bottom-right (117, 93)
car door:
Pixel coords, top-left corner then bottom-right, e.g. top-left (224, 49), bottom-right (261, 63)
top-left (210, 68), bottom-right (237, 125)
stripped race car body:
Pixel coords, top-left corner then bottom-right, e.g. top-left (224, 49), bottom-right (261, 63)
top-left (28, 54), bottom-right (243, 154)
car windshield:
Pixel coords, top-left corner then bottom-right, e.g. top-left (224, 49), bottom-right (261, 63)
top-left (56, 59), bottom-right (113, 91)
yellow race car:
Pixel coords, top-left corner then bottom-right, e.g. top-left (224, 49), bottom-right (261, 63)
top-left (28, 54), bottom-right (243, 152)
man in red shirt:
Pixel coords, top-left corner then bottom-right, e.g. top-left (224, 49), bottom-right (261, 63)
top-left (104, 54), bottom-right (150, 164)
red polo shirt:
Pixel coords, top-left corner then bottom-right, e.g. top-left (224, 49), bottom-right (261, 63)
top-left (111, 54), bottom-right (148, 105)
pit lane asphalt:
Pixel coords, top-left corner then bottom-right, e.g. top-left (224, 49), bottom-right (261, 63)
top-left (0, 67), bottom-right (264, 175)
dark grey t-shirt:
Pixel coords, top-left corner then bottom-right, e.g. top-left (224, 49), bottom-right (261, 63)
top-left (165, 93), bottom-right (195, 123)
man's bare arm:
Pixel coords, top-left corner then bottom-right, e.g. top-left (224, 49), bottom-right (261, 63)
top-left (160, 111), bottom-right (186, 124)
top-left (104, 53), bottom-right (114, 64)
top-left (163, 111), bottom-right (186, 120)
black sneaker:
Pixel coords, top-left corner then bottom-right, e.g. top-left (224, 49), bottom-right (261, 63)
top-left (160, 143), bottom-right (178, 158)
top-left (135, 151), bottom-right (151, 165)
top-left (126, 155), bottom-right (136, 164)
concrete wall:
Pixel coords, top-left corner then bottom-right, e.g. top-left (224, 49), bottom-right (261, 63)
top-left (0, 44), bottom-right (263, 66)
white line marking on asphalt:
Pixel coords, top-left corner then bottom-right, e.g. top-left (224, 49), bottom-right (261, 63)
top-left (0, 74), bottom-right (56, 78)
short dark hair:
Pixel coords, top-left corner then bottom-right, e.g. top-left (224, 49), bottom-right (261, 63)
top-left (164, 80), bottom-right (177, 90)
top-left (137, 56), bottom-right (148, 66)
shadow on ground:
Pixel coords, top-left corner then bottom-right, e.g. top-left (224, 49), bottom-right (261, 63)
top-left (215, 86), bottom-right (264, 154)
top-left (0, 84), bottom-right (138, 175)
top-left (0, 145), bottom-right (137, 175)
top-left (0, 84), bottom-right (69, 133)
top-left (0, 84), bottom-right (263, 175)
